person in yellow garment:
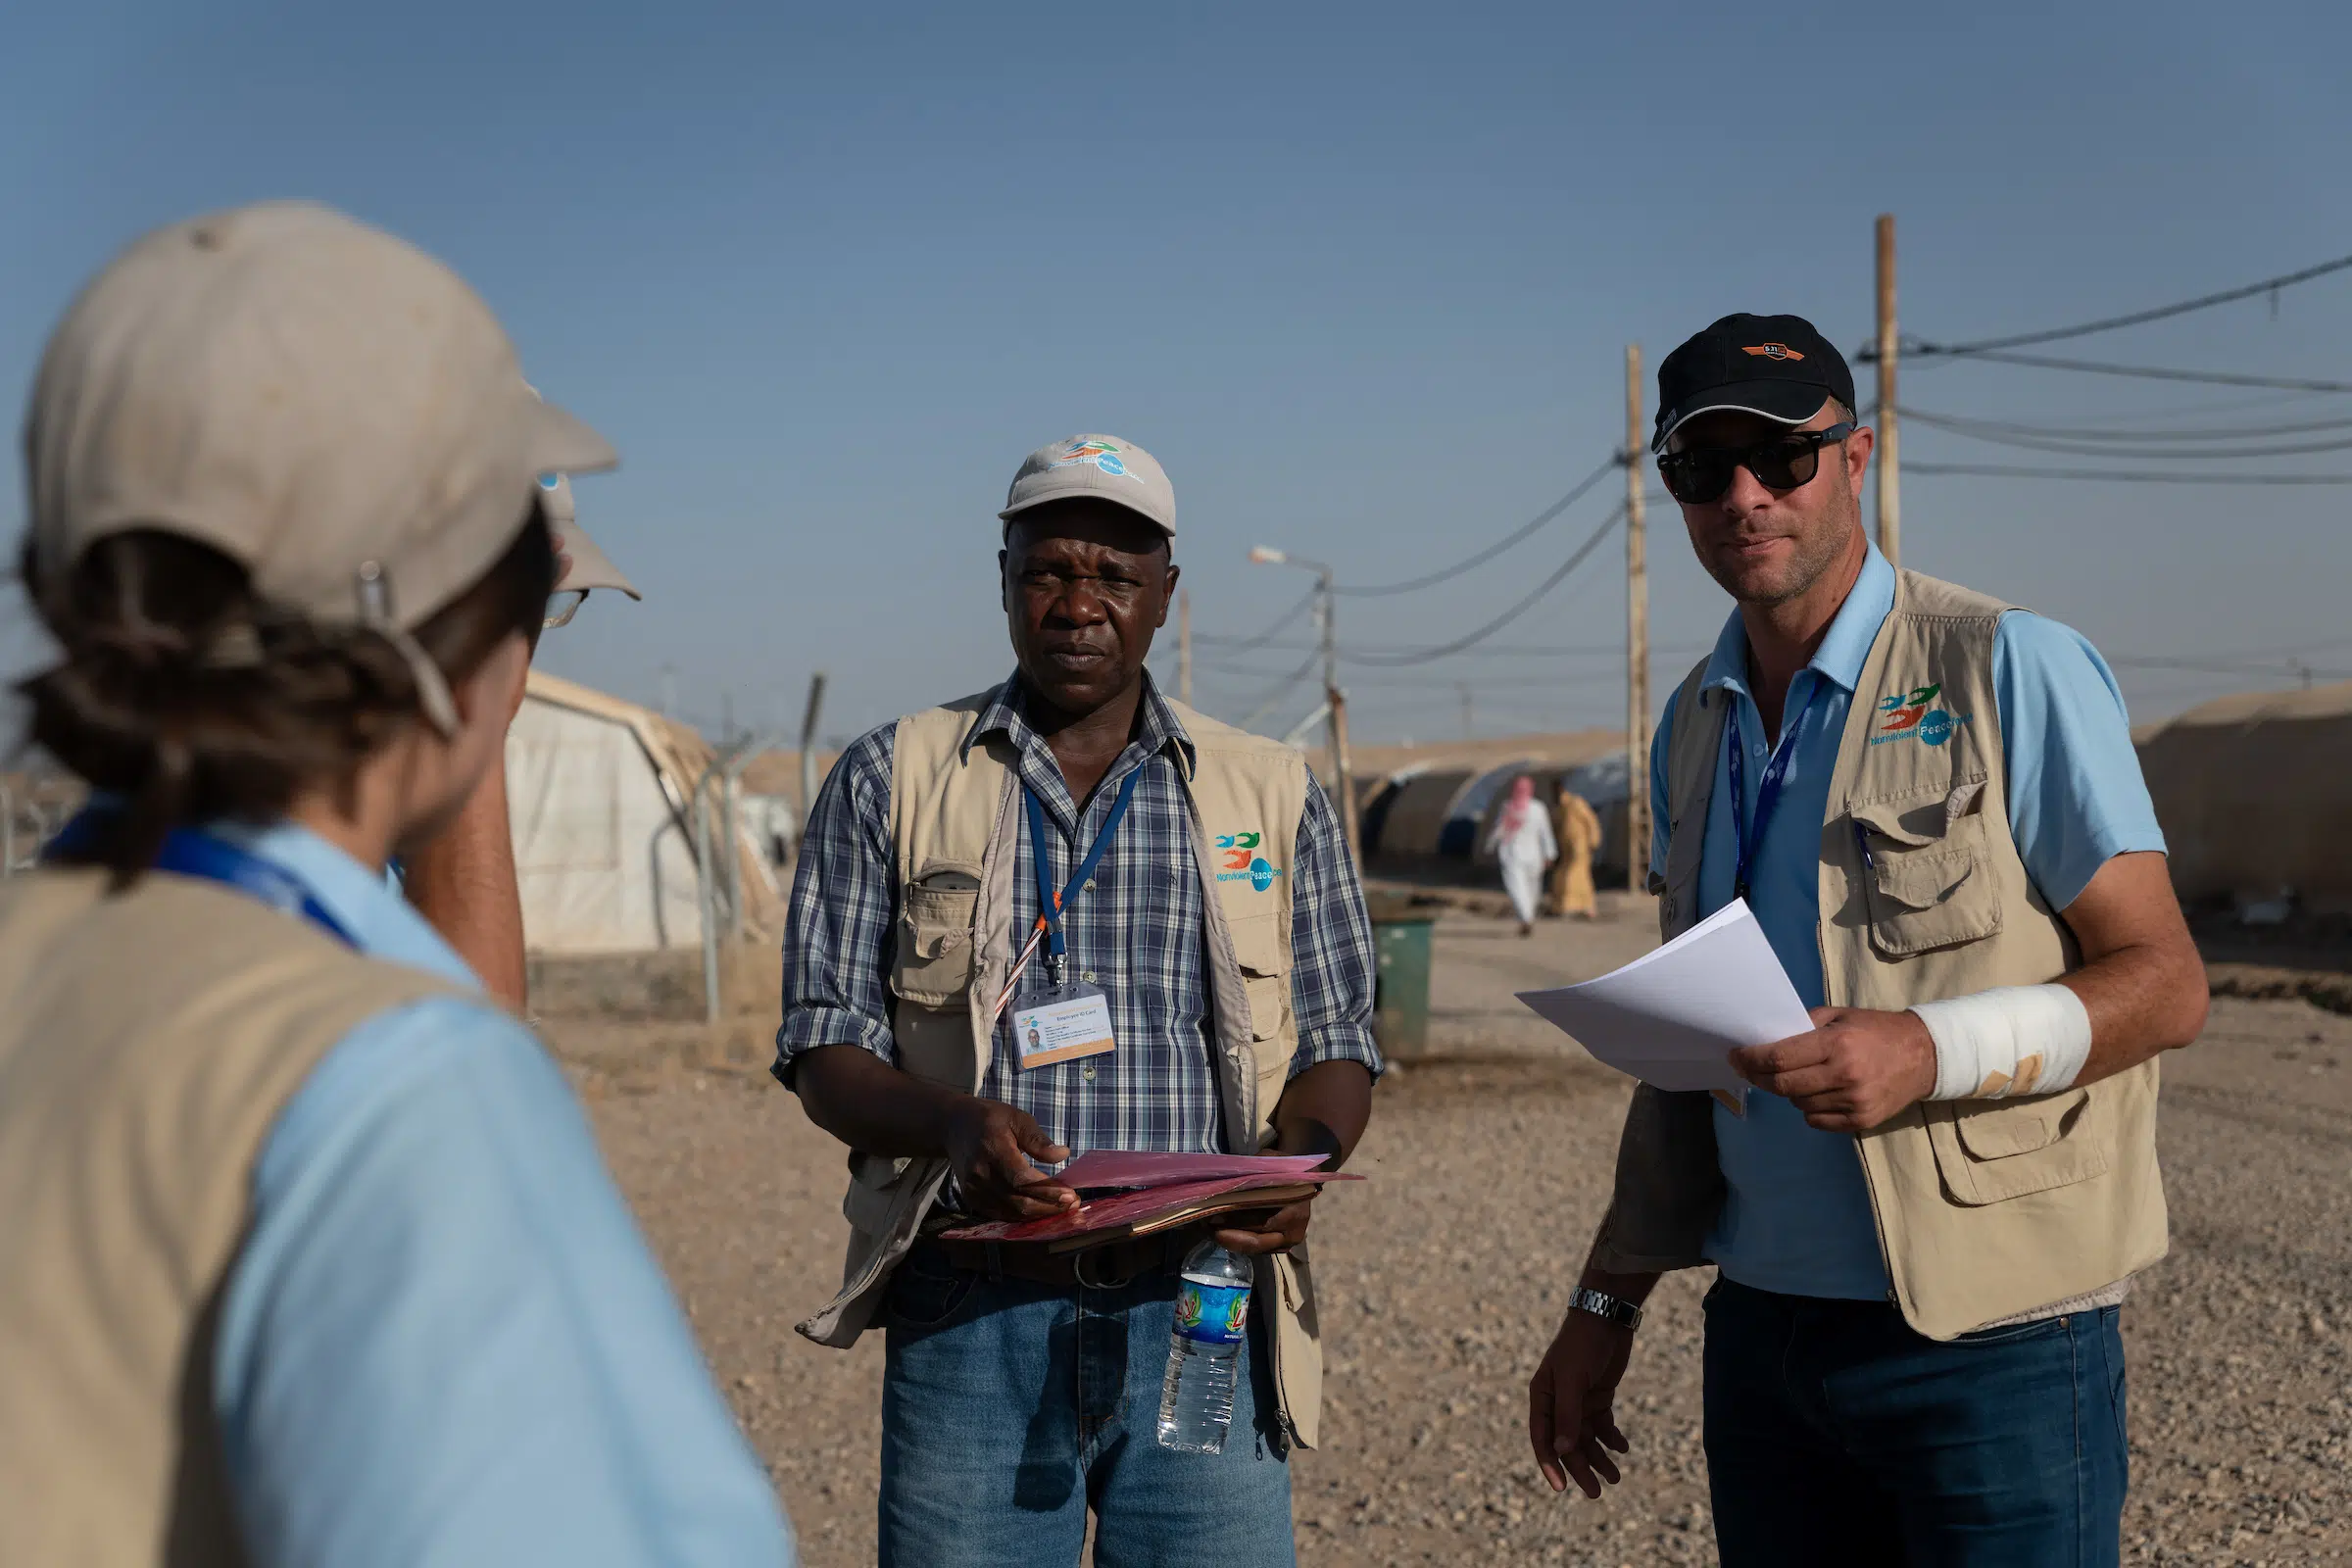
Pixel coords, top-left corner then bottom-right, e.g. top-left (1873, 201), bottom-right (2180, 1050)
top-left (1523, 312), bottom-right (2205, 1566)
top-left (1546, 783), bottom-right (1601, 920)
top-left (0, 202), bottom-right (792, 1567)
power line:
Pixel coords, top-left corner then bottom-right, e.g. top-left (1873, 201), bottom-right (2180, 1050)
top-left (1235, 646), bottom-right (1322, 727)
top-left (1900, 405), bottom-right (2352, 444)
top-left (1331, 456), bottom-right (1620, 599)
top-left (1908, 348), bottom-right (2352, 394)
top-left (1906, 461), bottom-right (2352, 485)
top-left (1194, 585), bottom-right (1318, 653)
top-left (1887, 249), bottom-right (2352, 358)
top-left (1346, 505), bottom-right (1626, 666)
top-left (1901, 409), bottom-right (2352, 461)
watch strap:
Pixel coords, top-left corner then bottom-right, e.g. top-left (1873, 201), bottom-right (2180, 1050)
top-left (1571, 1285), bottom-right (1643, 1332)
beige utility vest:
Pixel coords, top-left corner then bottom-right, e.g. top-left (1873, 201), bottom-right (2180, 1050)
top-left (793, 689), bottom-right (1331, 1449)
top-left (1593, 568), bottom-right (2168, 1340)
top-left (0, 866), bottom-right (456, 1566)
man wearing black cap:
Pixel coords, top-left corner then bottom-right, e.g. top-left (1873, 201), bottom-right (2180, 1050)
top-left (1524, 314), bottom-right (2206, 1563)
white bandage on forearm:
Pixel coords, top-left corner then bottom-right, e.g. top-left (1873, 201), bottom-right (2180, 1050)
top-left (1909, 984), bottom-right (2092, 1100)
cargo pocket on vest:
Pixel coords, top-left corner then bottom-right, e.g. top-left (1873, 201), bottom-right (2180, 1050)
top-left (1926, 1088), bottom-right (2114, 1204)
top-left (1850, 781), bottom-right (2003, 956)
top-left (1229, 909), bottom-right (1294, 1137)
top-left (892, 862), bottom-right (981, 1006)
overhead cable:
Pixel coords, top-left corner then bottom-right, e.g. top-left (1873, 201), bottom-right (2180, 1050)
top-left (1906, 462), bottom-right (2352, 485)
top-left (1901, 349), bottom-right (2352, 395)
top-left (1236, 647), bottom-right (1323, 728)
top-left (1901, 409), bottom-right (2352, 461)
top-left (1881, 250), bottom-right (2352, 359)
top-left (1332, 456), bottom-right (1620, 598)
top-left (1195, 585), bottom-right (1319, 654)
top-left (1347, 505), bottom-right (1625, 666)
top-left (1900, 406), bottom-right (2352, 444)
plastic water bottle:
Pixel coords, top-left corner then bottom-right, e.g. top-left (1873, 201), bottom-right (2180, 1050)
top-left (1156, 1239), bottom-right (1254, 1453)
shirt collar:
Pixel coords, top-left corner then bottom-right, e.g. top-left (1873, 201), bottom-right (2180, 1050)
top-left (1701, 542), bottom-right (1897, 700)
top-left (201, 818), bottom-right (484, 989)
top-left (963, 669), bottom-right (1198, 781)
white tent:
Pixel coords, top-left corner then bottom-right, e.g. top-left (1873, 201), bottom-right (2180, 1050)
top-left (505, 670), bottom-right (781, 954)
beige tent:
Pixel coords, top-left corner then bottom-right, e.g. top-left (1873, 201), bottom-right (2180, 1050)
top-left (2135, 680), bottom-right (2352, 910)
top-left (506, 670), bottom-right (782, 954)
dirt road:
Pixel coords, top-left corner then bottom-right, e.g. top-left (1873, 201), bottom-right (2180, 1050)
top-left (559, 901), bottom-right (2351, 1566)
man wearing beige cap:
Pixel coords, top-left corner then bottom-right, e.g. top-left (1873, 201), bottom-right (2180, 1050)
top-left (402, 468), bottom-right (642, 1008)
top-left (777, 435), bottom-right (1380, 1564)
top-left (0, 202), bottom-right (792, 1566)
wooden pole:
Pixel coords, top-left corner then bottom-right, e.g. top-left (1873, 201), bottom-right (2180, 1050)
top-left (1876, 213), bottom-right (1901, 568)
top-left (1329, 686), bottom-right (1362, 869)
top-left (1625, 344), bottom-right (1650, 894)
top-left (1178, 588), bottom-right (1193, 707)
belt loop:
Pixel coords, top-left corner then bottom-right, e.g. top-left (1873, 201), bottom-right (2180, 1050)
top-left (985, 1240), bottom-right (1004, 1282)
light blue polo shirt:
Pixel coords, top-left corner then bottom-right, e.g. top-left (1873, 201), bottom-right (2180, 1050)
top-left (1647, 545), bottom-right (2166, 1300)
top-left (201, 821), bottom-right (796, 1567)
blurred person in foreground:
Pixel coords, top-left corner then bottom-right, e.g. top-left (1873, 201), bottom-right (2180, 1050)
top-left (1524, 314), bottom-right (2205, 1566)
top-left (1487, 773), bottom-right (1555, 935)
top-left (399, 468), bottom-right (640, 1010)
top-left (1546, 783), bottom-right (1601, 920)
top-left (0, 202), bottom-right (793, 1567)
top-left (776, 434), bottom-right (1379, 1566)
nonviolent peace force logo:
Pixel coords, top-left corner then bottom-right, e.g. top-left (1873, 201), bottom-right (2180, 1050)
top-left (1872, 681), bottom-right (1973, 748)
top-left (1048, 438), bottom-right (1135, 479)
top-left (1214, 831), bottom-right (1283, 893)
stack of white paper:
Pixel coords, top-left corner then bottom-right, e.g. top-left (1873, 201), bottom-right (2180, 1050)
top-left (1514, 900), bottom-right (1815, 1103)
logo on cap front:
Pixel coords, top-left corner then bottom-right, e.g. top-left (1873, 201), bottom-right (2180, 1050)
top-left (1049, 438), bottom-right (1133, 478)
top-left (1742, 343), bottom-right (1804, 362)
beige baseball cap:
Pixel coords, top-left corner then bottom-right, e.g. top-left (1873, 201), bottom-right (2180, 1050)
top-left (538, 472), bottom-right (639, 599)
top-left (998, 433), bottom-right (1175, 537)
top-left (23, 200), bottom-right (616, 729)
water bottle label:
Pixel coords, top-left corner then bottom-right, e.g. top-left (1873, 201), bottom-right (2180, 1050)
top-left (1175, 1281), bottom-right (1250, 1346)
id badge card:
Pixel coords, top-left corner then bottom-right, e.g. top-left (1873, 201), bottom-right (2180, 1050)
top-left (1011, 979), bottom-right (1116, 1070)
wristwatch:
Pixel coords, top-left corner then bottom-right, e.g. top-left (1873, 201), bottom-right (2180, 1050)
top-left (1571, 1286), bottom-right (1644, 1332)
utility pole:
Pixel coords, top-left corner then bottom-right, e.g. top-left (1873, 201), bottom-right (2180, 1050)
top-left (797, 670), bottom-right (828, 825)
top-left (1876, 213), bottom-right (1901, 568)
top-left (1178, 587), bottom-right (1193, 707)
top-left (1315, 566), bottom-right (1361, 868)
top-left (1248, 545), bottom-right (1358, 865)
top-left (1625, 343), bottom-right (1650, 894)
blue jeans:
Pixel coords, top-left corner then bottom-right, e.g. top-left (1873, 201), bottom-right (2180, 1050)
top-left (877, 1246), bottom-right (1295, 1568)
top-left (1701, 1277), bottom-right (2129, 1567)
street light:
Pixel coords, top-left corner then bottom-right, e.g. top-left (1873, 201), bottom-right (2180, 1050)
top-left (1248, 545), bottom-right (1361, 867)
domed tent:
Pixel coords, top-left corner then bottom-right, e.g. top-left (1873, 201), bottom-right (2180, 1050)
top-left (2135, 680), bottom-right (2352, 912)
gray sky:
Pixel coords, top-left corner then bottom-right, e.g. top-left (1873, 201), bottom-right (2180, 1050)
top-left (5, 0), bottom-right (2348, 748)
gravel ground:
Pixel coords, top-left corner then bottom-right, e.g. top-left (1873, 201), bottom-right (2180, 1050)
top-left (554, 902), bottom-right (2352, 1566)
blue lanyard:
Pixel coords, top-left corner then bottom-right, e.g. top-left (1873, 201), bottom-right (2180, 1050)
top-left (1022, 767), bottom-right (1143, 984)
top-left (44, 810), bottom-right (359, 949)
top-left (1725, 680), bottom-right (1823, 904)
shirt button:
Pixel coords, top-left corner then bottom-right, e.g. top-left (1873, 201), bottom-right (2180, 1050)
top-left (1752, 743), bottom-right (1767, 758)
top-left (1081, 970), bottom-right (1098, 984)
top-left (1081, 1064), bottom-right (1097, 1082)
top-left (1084, 879), bottom-right (1098, 893)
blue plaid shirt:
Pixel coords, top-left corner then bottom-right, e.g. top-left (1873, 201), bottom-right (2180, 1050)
top-left (775, 674), bottom-right (1379, 1161)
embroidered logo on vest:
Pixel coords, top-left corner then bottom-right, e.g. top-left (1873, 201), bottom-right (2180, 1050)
top-left (1214, 831), bottom-right (1283, 891)
top-left (1872, 682), bottom-right (1974, 748)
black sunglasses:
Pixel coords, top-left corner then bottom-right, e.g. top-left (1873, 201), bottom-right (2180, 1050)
top-left (1657, 422), bottom-right (1856, 505)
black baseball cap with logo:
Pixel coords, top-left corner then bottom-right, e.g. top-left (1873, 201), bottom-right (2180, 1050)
top-left (1649, 313), bottom-right (1857, 454)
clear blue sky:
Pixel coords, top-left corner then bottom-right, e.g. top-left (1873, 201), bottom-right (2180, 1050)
top-left (6, 0), bottom-right (2348, 748)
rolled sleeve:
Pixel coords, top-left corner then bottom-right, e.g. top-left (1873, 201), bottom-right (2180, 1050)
top-left (1993, 612), bottom-right (2169, 911)
top-left (1284, 773), bottom-right (1382, 1079)
top-left (774, 725), bottom-right (902, 1085)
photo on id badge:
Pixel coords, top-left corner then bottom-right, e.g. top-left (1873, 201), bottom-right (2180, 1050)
top-left (1013, 973), bottom-right (1116, 1070)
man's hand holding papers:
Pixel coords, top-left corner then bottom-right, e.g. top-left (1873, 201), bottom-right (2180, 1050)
top-left (1728, 1005), bottom-right (1939, 1132)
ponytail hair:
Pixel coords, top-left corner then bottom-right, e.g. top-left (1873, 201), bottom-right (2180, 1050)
top-left (18, 505), bottom-right (556, 883)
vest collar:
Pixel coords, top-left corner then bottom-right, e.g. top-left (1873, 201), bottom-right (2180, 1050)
top-left (1699, 540), bottom-right (1897, 705)
top-left (959, 669), bottom-right (1200, 783)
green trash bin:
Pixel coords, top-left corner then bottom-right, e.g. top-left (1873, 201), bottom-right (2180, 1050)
top-left (1366, 896), bottom-right (1435, 1061)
